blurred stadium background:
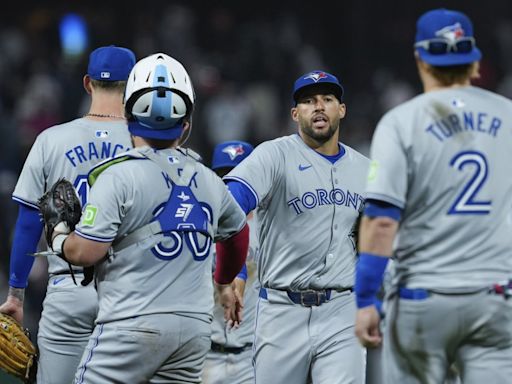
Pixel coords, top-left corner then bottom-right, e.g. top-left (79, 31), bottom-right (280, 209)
top-left (0, 2), bottom-right (511, 381)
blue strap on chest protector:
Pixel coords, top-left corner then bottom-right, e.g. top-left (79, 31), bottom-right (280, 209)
top-left (155, 183), bottom-right (210, 237)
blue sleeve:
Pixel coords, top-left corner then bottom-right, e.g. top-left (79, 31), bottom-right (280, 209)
top-left (236, 264), bottom-right (248, 281)
top-left (226, 181), bottom-right (257, 215)
top-left (363, 199), bottom-right (402, 221)
top-left (9, 204), bottom-right (44, 288)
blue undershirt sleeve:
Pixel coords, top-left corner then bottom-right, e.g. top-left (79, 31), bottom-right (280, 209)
top-left (226, 181), bottom-right (257, 215)
top-left (364, 199), bottom-right (402, 221)
top-left (9, 204), bottom-right (44, 288)
top-left (236, 264), bottom-right (248, 281)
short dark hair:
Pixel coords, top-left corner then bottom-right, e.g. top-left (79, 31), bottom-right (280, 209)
top-left (426, 63), bottom-right (477, 86)
top-left (91, 79), bottom-right (127, 92)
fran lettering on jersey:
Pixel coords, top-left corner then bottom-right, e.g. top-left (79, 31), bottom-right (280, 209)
top-left (65, 142), bottom-right (129, 167)
top-left (425, 111), bottom-right (501, 142)
top-left (287, 188), bottom-right (364, 215)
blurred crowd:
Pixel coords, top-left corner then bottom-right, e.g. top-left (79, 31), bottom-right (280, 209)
top-left (1, 0), bottom-right (512, 334)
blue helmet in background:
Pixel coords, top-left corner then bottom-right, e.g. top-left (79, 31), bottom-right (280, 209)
top-left (211, 141), bottom-right (254, 170)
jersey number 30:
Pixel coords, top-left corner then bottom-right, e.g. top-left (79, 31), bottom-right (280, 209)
top-left (448, 150), bottom-right (491, 215)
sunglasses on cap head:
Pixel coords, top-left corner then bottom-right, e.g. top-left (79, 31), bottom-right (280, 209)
top-left (414, 37), bottom-right (475, 55)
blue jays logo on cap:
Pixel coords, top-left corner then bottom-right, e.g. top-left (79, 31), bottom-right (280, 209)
top-left (435, 22), bottom-right (465, 41)
top-left (211, 140), bottom-right (254, 170)
top-left (293, 70), bottom-right (344, 103)
top-left (304, 71), bottom-right (329, 83)
top-left (223, 144), bottom-right (245, 161)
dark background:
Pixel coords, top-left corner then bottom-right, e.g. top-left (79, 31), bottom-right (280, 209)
top-left (0, 3), bottom-right (511, 379)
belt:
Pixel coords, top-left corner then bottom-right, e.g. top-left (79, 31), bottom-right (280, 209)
top-left (211, 342), bottom-right (252, 354)
top-left (489, 280), bottom-right (512, 299)
top-left (259, 287), bottom-right (352, 307)
top-left (398, 287), bottom-right (430, 300)
top-left (399, 280), bottom-right (512, 301)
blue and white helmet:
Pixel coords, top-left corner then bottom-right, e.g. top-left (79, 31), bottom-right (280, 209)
top-left (124, 53), bottom-right (195, 140)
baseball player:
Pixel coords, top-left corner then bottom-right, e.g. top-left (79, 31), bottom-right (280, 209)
top-left (44, 52), bottom-right (249, 383)
top-left (224, 71), bottom-right (369, 383)
top-left (355, 8), bottom-right (512, 383)
top-left (203, 140), bottom-right (259, 384)
top-left (0, 45), bottom-right (135, 383)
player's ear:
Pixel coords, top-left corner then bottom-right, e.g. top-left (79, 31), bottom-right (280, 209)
top-left (291, 107), bottom-right (299, 122)
top-left (83, 75), bottom-right (92, 95)
top-left (339, 103), bottom-right (346, 119)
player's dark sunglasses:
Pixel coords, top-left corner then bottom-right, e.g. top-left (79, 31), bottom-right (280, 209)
top-left (414, 37), bottom-right (475, 55)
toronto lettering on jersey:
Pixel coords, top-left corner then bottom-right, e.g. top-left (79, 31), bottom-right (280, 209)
top-left (287, 188), bottom-right (364, 215)
top-left (65, 142), bottom-right (129, 167)
top-left (425, 111), bottom-right (501, 142)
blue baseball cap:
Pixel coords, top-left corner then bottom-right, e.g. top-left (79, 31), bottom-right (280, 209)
top-left (211, 141), bottom-right (254, 170)
top-left (292, 70), bottom-right (343, 103)
top-left (87, 45), bottom-right (136, 81)
top-left (415, 9), bottom-right (481, 66)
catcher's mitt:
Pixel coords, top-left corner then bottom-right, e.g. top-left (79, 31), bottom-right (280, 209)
top-left (38, 178), bottom-right (82, 249)
top-left (37, 178), bottom-right (95, 286)
top-left (0, 313), bottom-right (37, 383)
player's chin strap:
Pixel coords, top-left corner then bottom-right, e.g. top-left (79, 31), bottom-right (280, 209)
top-left (111, 146), bottom-right (213, 253)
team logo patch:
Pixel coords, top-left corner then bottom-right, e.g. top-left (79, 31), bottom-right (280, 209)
top-left (368, 160), bottom-right (379, 182)
top-left (82, 205), bottom-right (98, 226)
top-left (222, 144), bottom-right (245, 160)
top-left (100, 71), bottom-right (111, 79)
top-left (451, 98), bottom-right (465, 108)
top-left (435, 22), bottom-right (465, 42)
top-left (167, 156), bottom-right (180, 164)
top-left (304, 72), bottom-right (328, 83)
top-left (95, 130), bottom-right (109, 138)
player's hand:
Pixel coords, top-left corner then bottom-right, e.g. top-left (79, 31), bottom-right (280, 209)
top-left (0, 291), bottom-right (25, 325)
top-left (215, 282), bottom-right (244, 329)
top-left (355, 305), bottom-right (382, 348)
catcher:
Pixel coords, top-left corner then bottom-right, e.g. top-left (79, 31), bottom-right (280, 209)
top-left (0, 312), bottom-right (37, 383)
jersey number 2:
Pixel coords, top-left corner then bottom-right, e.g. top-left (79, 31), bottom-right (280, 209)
top-left (448, 151), bottom-right (491, 215)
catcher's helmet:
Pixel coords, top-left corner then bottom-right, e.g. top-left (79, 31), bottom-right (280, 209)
top-left (124, 53), bottom-right (195, 140)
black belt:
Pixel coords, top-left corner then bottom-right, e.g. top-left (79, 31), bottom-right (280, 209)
top-left (259, 287), bottom-right (353, 307)
top-left (211, 342), bottom-right (252, 354)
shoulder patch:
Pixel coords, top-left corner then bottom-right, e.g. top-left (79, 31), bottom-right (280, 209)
top-left (87, 148), bottom-right (148, 186)
top-left (82, 205), bottom-right (98, 226)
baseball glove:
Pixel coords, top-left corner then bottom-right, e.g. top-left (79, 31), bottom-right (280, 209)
top-left (38, 178), bottom-right (82, 249)
top-left (37, 178), bottom-right (95, 286)
top-left (0, 313), bottom-right (37, 383)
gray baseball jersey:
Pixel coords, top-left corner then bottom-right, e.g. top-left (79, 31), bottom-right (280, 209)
top-left (73, 146), bottom-right (247, 383)
top-left (366, 86), bottom-right (512, 291)
top-left (13, 118), bottom-right (131, 274)
top-left (225, 133), bottom-right (368, 290)
top-left (12, 118), bottom-right (131, 383)
top-left (225, 133), bottom-right (369, 384)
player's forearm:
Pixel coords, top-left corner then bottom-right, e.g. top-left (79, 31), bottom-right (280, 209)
top-left (7, 287), bottom-right (25, 304)
top-left (9, 204), bottom-right (43, 288)
top-left (358, 216), bottom-right (398, 257)
top-left (62, 232), bottom-right (111, 266)
top-left (214, 224), bottom-right (249, 284)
